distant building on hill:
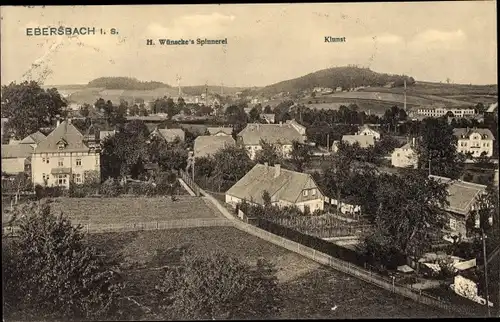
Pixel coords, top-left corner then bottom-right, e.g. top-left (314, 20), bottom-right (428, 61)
top-left (416, 107), bottom-right (476, 118)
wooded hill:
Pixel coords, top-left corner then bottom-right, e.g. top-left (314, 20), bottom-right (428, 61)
top-left (257, 66), bottom-right (416, 95)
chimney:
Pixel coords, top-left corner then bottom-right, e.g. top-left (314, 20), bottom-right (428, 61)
top-left (56, 119), bottom-right (61, 127)
top-left (412, 137), bottom-right (416, 147)
top-left (274, 164), bottom-right (281, 178)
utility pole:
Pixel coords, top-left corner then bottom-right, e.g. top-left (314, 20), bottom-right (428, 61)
top-left (205, 82), bottom-right (208, 107)
top-left (482, 228), bottom-right (491, 317)
top-left (176, 74), bottom-right (182, 98)
top-left (404, 79), bottom-right (407, 112)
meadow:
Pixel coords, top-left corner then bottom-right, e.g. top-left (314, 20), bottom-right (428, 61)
top-left (49, 196), bottom-right (222, 225)
top-left (88, 227), bottom-right (455, 319)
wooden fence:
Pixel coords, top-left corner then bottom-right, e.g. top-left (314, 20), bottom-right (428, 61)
top-left (272, 215), bottom-right (373, 238)
top-left (3, 218), bottom-right (233, 236)
top-left (179, 170), bottom-right (201, 196)
top-left (197, 187), bottom-right (481, 317)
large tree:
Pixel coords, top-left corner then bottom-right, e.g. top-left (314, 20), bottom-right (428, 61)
top-left (3, 201), bottom-right (122, 320)
top-left (1, 81), bottom-right (67, 139)
top-left (373, 171), bottom-right (449, 258)
top-left (255, 140), bottom-right (283, 166)
top-left (155, 250), bottom-right (281, 320)
top-left (417, 118), bottom-right (465, 179)
top-left (100, 123), bottom-right (149, 179)
top-left (289, 140), bottom-right (313, 172)
top-left (212, 146), bottom-right (254, 183)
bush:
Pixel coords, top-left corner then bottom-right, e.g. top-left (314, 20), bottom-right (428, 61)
top-left (155, 171), bottom-right (178, 195)
top-left (126, 181), bottom-right (156, 196)
top-left (100, 178), bottom-right (122, 197)
top-left (34, 185), bottom-right (64, 199)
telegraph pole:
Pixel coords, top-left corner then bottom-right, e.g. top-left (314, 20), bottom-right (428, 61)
top-left (404, 79), bottom-right (407, 112)
top-left (482, 228), bottom-right (491, 317)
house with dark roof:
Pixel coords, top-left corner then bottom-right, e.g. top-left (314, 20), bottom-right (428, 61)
top-left (237, 122), bottom-right (305, 160)
top-left (453, 128), bottom-right (495, 158)
top-left (226, 163), bottom-right (324, 213)
top-left (429, 175), bottom-right (488, 238)
top-left (207, 127), bottom-right (233, 136)
top-left (193, 135), bottom-right (235, 158)
top-left (148, 127), bottom-right (185, 143)
top-left (31, 119), bottom-right (101, 188)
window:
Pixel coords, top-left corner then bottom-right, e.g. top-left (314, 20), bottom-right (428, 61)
top-left (303, 190), bottom-right (308, 197)
top-left (73, 173), bottom-right (82, 183)
top-left (311, 188), bottom-right (316, 196)
top-left (57, 174), bottom-right (67, 185)
top-left (76, 158), bottom-right (82, 166)
top-left (42, 157), bottom-right (50, 164)
top-left (58, 158), bottom-right (64, 167)
top-left (449, 218), bottom-right (457, 231)
top-left (42, 173), bottom-right (47, 180)
top-left (396, 153), bottom-right (400, 157)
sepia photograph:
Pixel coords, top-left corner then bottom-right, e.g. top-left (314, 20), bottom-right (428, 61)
top-left (1, 2), bottom-right (498, 320)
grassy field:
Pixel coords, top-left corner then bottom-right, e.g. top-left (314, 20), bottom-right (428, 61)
top-left (87, 227), bottom-right (455, 319)
top-left (49, 196), bottom-right (221, 225)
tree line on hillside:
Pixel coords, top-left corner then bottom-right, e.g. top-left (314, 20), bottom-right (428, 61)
top-left (87, 77), bottom-right (169, 90)
top-left (257, 66), bottom-right (416, 95)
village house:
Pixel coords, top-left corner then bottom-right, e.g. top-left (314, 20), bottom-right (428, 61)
top-left (356, 125), bottom-right (381, 140)
top-left (207, 127), bottom-right (233, 136)
top-left (1, 144), bottom-right (34, 175)
top-left (237, 122), bottom-right (305, 160)
top-left (148, 127), bottom-right (185, 143)
top-left (1, 131), bottom-right (47, 175)
top-left (193, 135), bottom-right (235, 158)
top-left (332, 134), bottom-right (375, 152)
top-left (31, 119), bottom-right (101, 189)
top-left (429, 175), bottom-right (488, 239)
top-left (391, 138), bottom-right (418, 168)
top-left (453, 128), bottom-right (494, 158)
top-left (226, 163), bottom-right (325, 213)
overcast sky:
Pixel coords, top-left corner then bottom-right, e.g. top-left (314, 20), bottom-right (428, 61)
top-left (1, 2), bottom-right (497, 87)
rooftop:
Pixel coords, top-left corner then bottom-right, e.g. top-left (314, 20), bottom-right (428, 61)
top-left (453, 128), bottom-right (495, 140)
top-left (207, 127), bottom-right (233, 136)
top-left (429, 175), bottom-right (487, 216)
top-left (341, 135), bottom-right (375, 148)
top-left (193, 135), bottom-right (235, 158)
top-left (19, 131), bottom-right (46, 145)
top-left (34, 120), bottom-right (89, 153)
top-left (1, 143), bottom-right (34, 159)
top-left (226, 163), bottom-right (321, 204)
top-left (238, 123), bottom-right (304, 145)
